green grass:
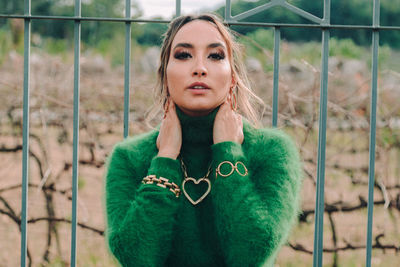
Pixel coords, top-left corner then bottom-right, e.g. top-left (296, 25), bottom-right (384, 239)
top-left (0, 26), bottom-right (17, 64)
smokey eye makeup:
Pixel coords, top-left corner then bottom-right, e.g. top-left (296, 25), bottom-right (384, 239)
top-left (208, 51), bottom-right (226, 60)
top-left (173, 50), bottom-right (192, 60)
top-left (172, 48), bottom-right (226, 61)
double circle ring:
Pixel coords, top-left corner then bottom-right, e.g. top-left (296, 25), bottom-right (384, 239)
top-left (216, 161), bottom-right (248, 178)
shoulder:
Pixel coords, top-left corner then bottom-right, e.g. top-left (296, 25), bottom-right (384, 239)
top-left (243, 121), bottom-right (297, 153)
top-left (243, 121), bottom-right (303, 192)
top-left (243, 121), bottom-right (301, 169)
top-left (113, 129), bottom-right (158, 153)
top-left (107, 129), bottom-right (159, 169)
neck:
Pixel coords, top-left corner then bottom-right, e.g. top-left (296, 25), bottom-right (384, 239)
top-left (177, 106), bottom-right (215, 117)
top-left (176, 106), bottom-right (219, 148)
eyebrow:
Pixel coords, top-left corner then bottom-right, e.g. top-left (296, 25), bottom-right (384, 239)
top-left (173, 42), bottom-right (226, 50)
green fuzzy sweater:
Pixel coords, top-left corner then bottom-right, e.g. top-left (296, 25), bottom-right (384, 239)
top-left (104, 107), bottom-right (302, 267)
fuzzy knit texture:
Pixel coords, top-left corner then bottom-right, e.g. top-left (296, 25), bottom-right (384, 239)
top-left (104, 106), bottom-right (303, 267)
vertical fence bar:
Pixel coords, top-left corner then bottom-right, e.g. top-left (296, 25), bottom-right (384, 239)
top-left (124, 0), bottom-right (131, 138)
top-left (366, 1), bottom-right (380, 266)
top-left (176, 0), bottom-right (181, 17)
top-left (70, 0), bottom-right (81, 266)
top-left (313, 1), bottom-right (330, 266)
top-left (225, 0), bottom-right (231, 21)
top-left (20, 0), bottom-right (31, 266)
top-left (272, 27), bottom-right (280, 127)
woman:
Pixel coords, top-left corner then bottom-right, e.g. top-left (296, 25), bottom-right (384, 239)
top-left (104, 13), bottom-right (302, 267)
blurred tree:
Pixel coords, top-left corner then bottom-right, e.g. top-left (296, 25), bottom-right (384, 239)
top-left (0, 0), bottom-right (24, 14)
top-left (136, 19), bottom-right (168, 46)
top-left (215, 0), bottom-right (400, 48)
top-left (0, 0), bottom-right (143, 46)
top-left (1, 0), bottom-right (399, 48)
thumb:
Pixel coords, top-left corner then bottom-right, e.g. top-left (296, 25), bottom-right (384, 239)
top-left (156, 130), bottom-right (161, 149)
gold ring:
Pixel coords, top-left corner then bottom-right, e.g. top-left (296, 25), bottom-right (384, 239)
top-left (216, 161), bottom-right (234, 177)
top-left (235, 161), bottom-right (248, 176)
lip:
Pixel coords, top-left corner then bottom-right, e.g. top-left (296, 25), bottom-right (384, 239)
top-left (187, 82), bottom-right (210, 90)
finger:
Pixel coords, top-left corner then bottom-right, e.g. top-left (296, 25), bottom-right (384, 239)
top-left (168, 101), bottom-right (178, 120)
top-left (226, 97), bottom-right (236, 113)
top-left (226, 100), bottom-right (238, 116)
top-left (219, 99), bottom-right (230, 111)
top-left (170, 99), bottom-right (176, 111)
top-left (156, 127), bottom-right (161, 149)
top-left (238, 114), bottom-right (243, 127)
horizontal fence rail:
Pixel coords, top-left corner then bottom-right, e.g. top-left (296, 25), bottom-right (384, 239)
top-left (0, 0), bottom-right (398, 266)
top-left (1, 14), bottom-right (400, 30)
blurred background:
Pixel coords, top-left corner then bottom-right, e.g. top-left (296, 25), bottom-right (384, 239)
top-left (0, 0), bottom-right (399, 266)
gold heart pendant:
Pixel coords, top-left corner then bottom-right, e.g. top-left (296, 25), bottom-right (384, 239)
top-left (181, 177), bottom-right (211, 205)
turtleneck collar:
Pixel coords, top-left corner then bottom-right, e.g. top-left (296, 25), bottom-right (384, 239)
top-left (176, 106), bottom-right (219, 147)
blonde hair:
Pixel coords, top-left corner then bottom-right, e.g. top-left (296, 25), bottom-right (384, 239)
top-left (146, 13), bottom-right (265, 128)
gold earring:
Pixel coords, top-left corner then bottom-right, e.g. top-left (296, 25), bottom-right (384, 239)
top-left (229, 88), bottom-right (237, 112)
top-left (163, 95), bottom-right (170, 118)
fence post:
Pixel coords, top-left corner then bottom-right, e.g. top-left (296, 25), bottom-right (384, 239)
top-left (313, 0), bottom-right (331, 266)
top-left (21, 0), bottom-right (31, 265)
top-left (272, 27), bottom-right (280, 127)
top-left (124, 0), bottom-right (132, 138)
top-left (225, 0), bottom-right (232, 22)
top-left (176, 0), bottom-right (181, 17)
top-left (366, 0), bottom-right (380, 266)
top-left (70, 0), bottom-right (81, 266)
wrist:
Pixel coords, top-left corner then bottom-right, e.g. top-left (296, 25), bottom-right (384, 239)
top-left (211, 141), bottom-right (245, 163)
top-left (157, 150), bottom-right (179, 160)
top-left (147, 156), bottom-right (183, 185)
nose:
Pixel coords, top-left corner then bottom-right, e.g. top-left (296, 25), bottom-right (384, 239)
top-left (193, 70), bottom-right (206, 76)
top-left (192, 58), bottom-right (207, 77)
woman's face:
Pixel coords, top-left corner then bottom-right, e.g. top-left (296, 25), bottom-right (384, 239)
top-left (166, 20), bottom-right (233, 116)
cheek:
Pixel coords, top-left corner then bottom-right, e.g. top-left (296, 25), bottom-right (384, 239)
top-left (214, 65), bottom-right (232, 102)
top-left (166, 62), bottom-right (183, 88)
top-left (216, 62), bottom-right (232, 87)
top-left (166, 63), bottom-right (184, 102)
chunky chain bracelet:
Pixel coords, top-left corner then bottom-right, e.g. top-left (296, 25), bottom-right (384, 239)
top-left (142, 175), bottom-right (181, 198)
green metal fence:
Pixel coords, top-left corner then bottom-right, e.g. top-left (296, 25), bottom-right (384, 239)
top-left (1, 0), bottom-right (399, 266)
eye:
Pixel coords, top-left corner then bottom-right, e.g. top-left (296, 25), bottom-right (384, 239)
top-left (208, 52), bottom-right (225, 60)
top-left (174, 51), bottom-right (192, 60)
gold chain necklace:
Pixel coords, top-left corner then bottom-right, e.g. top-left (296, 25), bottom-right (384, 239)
top-left (179, 157), bottom-right (212, 205)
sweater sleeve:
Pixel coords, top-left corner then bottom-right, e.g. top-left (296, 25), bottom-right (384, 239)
top-left (210, 131), bottom-right (302, 267)
top-left (105, 142), bottom-right (183, 267)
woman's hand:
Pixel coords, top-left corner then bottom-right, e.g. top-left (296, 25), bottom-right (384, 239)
top-left (213, 99), bottom-right (244, 145)
top-left (156, 99), bottom-right (182, 159)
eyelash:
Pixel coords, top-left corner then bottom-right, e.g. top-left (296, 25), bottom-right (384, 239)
top-left (209, 52), bottom-right (225, 60)
top-left (173, 51), bottom-right (225, 60)
top-left (174, 51), bottom-right (191, 60)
